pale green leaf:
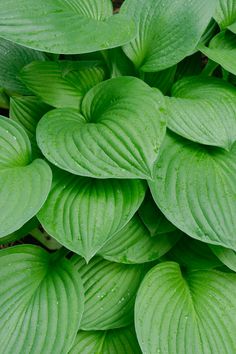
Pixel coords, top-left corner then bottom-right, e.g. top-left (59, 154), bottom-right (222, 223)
top-left (199, 30), bottom-right (236, 76)
top-left (166, 76), bottom-right (236, 149)
top-left (0, 0), bottom-right (135, 54)
top-left (20, 60), bottom-right (106, 108)
top-left (38, 169), bottom-right (146, 261)
top-left (214, 0), bottom-right (236, 30)
top-left (99, 214), bottom-right (181, 264)
top-left (0, 245), bottom-right (84, 354)
top-left (135, 262), bottom-right (236, 354)
top-left (71, 255), bottom-right (144, 330)
top-left (0, 116), bottom-right (52, 237)
top-left (210, 244), bottom-right (236, 272)
top-left (0, 217), bottom-right (39, 245)
top-left (149, 132), bottom-right (236, 251)
top-left (37, 77), bottom-right (166, 179)
top-left (0, 38), bottom-right (46, 95)
top-left (69, 327), bottom-right (141, 354)
top-left (121, 0), bottom-right (217, 71)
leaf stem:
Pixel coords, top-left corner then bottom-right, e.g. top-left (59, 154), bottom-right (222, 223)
top-left (30, 228), bottom-right (62, 250)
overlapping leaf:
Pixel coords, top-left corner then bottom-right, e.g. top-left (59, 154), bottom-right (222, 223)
top-left (166, 76), bottom-right (236, 149)
top-left (0, 0), bottom-right (135, 54)
top-left (214, 0), bottom-right (236, 30)
top-left (69, 327), bottom-right (141, 354)
top-left (0, 116), bottom-right (52, 237)
top-left (135, 262), bottom-right (236, 354)
top-left (0, 38), bottom-right (46, 95)
top-left (149, 132), bottom-right (236, 251)
top-left (20, 61), bottom-right (106, 108)
top-left (121, 0), bottom-right (217, 71)
top-left (99, 215), bottom-right (180, 264)
top-left (210, 245), bottom-right (236, 272)
top-left (37, 76), bottom-right (166, 179)
top-left (199, 31), bottom-right (236, 76)
top-left (38, 169), bottom-right (146, 261)
top-left (71, 256), bottom-right (144, 330)
top-left (0, 245), bottom-right (84, 354)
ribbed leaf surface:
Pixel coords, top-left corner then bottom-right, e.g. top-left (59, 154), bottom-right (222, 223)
top-left (37, 77), bottom-right (166, 179)
top-left (121, 0), bottom-right (217, 71)
top-left (99, 215), bottom-right (180, 264)
top-left (38, 169), bottom-right (145, 261)
top-left (135, 262), bottom-right (236, 354)
top-left (149, 132), bottom-right (236, 250)
top-left (166, 76), bottom-right (236, 149)
top-left (71, 256), bottom-right (144, 330)
top-left (0, 116), bottom-right (52, 237)
top-left (210, 245), bottom-right (236, 272)
top-left (214, 0), bottom-right (236, 30)
top-left (20, 61), bottom-right (105, 108)
top-left (69, 328), bottom-right (141, 354)
top-left (0, 0), bottom-right (135, 54)
top-left (0, 245), bottom-right (84, 354)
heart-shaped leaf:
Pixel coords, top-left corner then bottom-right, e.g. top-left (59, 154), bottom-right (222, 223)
top-left (71, 255), bottom-right (144, 330)
top-left (37, 77), bottom-right (166, 179)
top-left (69, 327), bottom-right (141, 354)
top-left (20, 61), bottom-right (106, 108)
top-left (199, 31), bottom-right (236, 76)
top-left (99, 215), bottom-right (181, 264)
top-left (10, 96), bottom-right (51, 157)
top-left (166, 76), bottom-right (236, 149)
top-left (0, 245), bottom-right (84, 354)
top-left (0, 0), bottom-right (135, 54)
top-left (38, 169), bottom-right (146, 261)
top-left (0, 38), bottom-right (46, 95)
top-left (135, 262), bottom-right (236, 354)
top-left (214, 0), bottom-right (236, 30)
top-left (0, 116), bottom-right (52, 237)
top-left (149, 132), bottom-right (236, 251)
top-left (121, 0), bottom-right (217, 71)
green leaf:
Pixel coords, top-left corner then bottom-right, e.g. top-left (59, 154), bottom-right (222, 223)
top-left (102, 47), bottom-right (136, 78)
top-left (0, 245), bottom-right (84, 354)
top-left (199, 30), bottom-right (236, 76)
top-left (143, 65), bottom-right (177, 95)
top-left (135, 262), bottom-right (236, 354)
top-left (0, 217), bottom-right (39, 245)
top-left (37, 77), bottom-right (166, 179)
top-left (166, 76), bottom-right (236, 149)
top-left (121, 0), bottom-right (217, 71)
top-left (10, 96), bottom-right (51, 157)
top-left (0, 0), bottom-right (135, 54)
top-left (20, 60), bottom-right (106, 108)
top-left (0, 88), bottom-right (9, 109)
top-left (38, 169), bottom-right (146, 261)
top-left (0, 38), bottom-right (46, 95)
top-left (210, 245), bottom-right (236, 272)
top-left (69, 327), bottom-right (141, 354)
top-left (99, 214), bottom-right (181, 264)
top-left (214, 0), bottom-right (236, 30)
top-left (71, 255), bottom-right (144, 330)
top-left (139, 190), bottom-right (177, 236)
top-left (0, 116), bottom-right (52, 237)
top-left (149, 132), bottom-right (236, 251)
top-left (167, 236), bottom-right (221, 270)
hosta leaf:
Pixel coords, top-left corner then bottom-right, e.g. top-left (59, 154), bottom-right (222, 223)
top-left (166, 76), bottom-right (236, 149)
top-left (0, 217), bottom-right (39, 245)
top-left (210, 245), bottom-right (236, 272)
top-left (121, 0), bottom-right (217, 71)
top-left (214, 0), bottom-right (236, 30)
top-left (10, 96), bottom-right (51, 157)
top-left (0, 88), bottom-right (9, 109)
top-left (167, 236), bottom-right (221, 270)
top-left (139, 190), bottom-right (177, 236)
top-left (135, 262), bottom-right (236, 354)
top-left (37, 77), bottom-right (166, 179)
top-left (0, 116), bottom-right (52, 237)
top-left (0, 245), bottom-right (84, 354)
top-left (0, 0), bottom-right (135, 54)
top-left (20, 61), bottom-right (106, 108)
top-left (102, 47), bottom-right (136, 78)
top-left (144, 65), bottom-right (177, 95)
top-left (71, 256), bottom-right (144, 330)
top-left (149, 132), bottom-right (236, 251)
top-left (99, 214), bottom-right (181, 264)
top-left (38, 169), bottom-right (145, 261)
top-left (199, 31), bottom-right (236, 76)
top-left (69, 327), bottom-right (141, 354)
top-left (0, 38), bottom-right (46, 95)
